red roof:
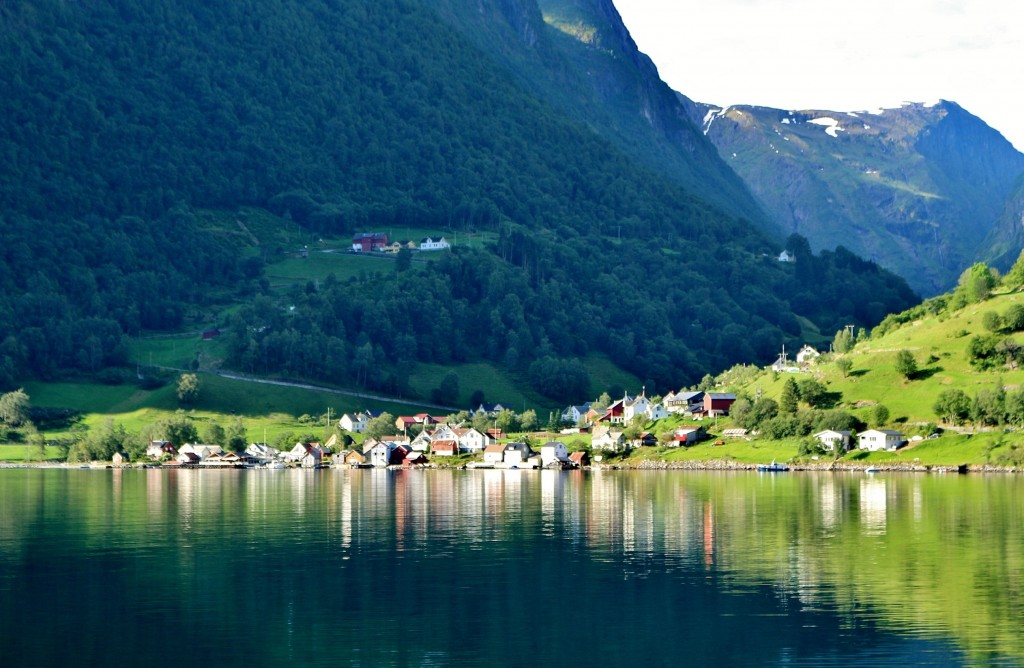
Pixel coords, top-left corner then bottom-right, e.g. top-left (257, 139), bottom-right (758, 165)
top-left (568, 452), bottom-right (589, 465)
top-left (430, 440), bottom-right (459, 454)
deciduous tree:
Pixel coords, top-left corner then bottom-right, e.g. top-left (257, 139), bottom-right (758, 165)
top-left (894, 350), bottom-right (917, 380)
top-left (177, 373), bottom-right (200, 404)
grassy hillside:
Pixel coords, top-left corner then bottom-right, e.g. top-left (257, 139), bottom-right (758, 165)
top-left (736, 294), bottom-right (1024, 425)
top-left (702, 279), bottom-right (1024, 466)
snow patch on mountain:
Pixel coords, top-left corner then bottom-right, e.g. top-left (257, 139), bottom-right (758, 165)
top-left (808, 117), bottom-right (844, 138)
top-left (702, 107), bottom-right (729, 135)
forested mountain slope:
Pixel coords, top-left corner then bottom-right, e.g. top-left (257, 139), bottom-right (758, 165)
top-left (0, 0), bottom-right (917, 400)
top-left (689, 100), bottom-right (1024, 296)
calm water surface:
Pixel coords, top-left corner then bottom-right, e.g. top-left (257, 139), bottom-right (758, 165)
top-left (0, 469), bottom-right (1020, 666)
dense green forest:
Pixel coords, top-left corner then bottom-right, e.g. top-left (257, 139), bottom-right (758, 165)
top-left (0, 0), bottom-right (918, 401)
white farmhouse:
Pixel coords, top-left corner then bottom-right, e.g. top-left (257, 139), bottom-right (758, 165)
top-left (456, 428), bottom-right (490, 453)
top-left (419, 236), bottom-right (450, 251)
top-left (814, 430), bottom-right (851, 452)
top-left (178, 443), bottom-right (223, 461)
top-left (338, 413), bottom-right (367, 433)
top-left (858, 429), bottom-right (903, 452)
top-left (796, 345), bottom-right (821, 364)
top-left (623, 392), bottom-right (651, 422)
top-left (483, 444), bottom-right (506, 465)
top-left (592, 425), bottom-right (626, 452)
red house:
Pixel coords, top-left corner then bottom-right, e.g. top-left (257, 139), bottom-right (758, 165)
top-left (703, 393), bottom-right (737, 416)
top-left (352, 232), bottom-right (388, 252)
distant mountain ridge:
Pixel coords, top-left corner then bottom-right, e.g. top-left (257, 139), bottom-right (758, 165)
top-left (685, 99), bottom-right (1024, 295)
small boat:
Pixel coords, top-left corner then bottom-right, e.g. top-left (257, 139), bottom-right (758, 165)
top-left (865, 466), bottom-right (881, 473)
top-left (757, 460), bottom-right (789, 472)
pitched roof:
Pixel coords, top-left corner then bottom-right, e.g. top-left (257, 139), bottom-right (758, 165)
top-left (430, 439), bottom-right (458, 452)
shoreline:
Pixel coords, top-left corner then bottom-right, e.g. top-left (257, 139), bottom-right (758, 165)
top-left (1, 461), bottom-right (1019, 473)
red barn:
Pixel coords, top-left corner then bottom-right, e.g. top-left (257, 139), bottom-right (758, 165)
top-left (352, 232), bottom-right (388, 252)
top-left (703, 393), bottom-right (737, 416)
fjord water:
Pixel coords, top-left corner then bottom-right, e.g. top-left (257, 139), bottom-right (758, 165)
top-left (0, 470), bottom-right (1020, 666)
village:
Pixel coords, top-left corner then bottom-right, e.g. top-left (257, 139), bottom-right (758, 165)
top-left (127, 342), bottom-right (910, 470)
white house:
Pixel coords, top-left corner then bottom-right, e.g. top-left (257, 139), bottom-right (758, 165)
top-left (457, 428), bottom-right (490, 453)
top-left (665, 391), bottom-right (703, 414)
top-left (300, 447), bottom-right (322, 468)
top-left (814, 430), bottom-right (851, 452)
top-left (623, 392), bottom-right (651, 422)
top-left (146, 440), bottom-right (176, 460)
top-left (778, 250), bottom-right (794, 262)
top-left (410, 431), bottom-right (433, 452)
top-left (540, 441), bottom-right (569, 467)
top-left (419, 236), bottom-right (450, 251)
top-left (178, 444), bottom-right (223, 461)
top-left (366, 441), bottom-right (395, 467)
top-left (245, 442), bottom-right (280, 461)
top-left (796, 345), bottom-right (821, 364)
top-left (503, 442), bottom-right (534, 466)
top-left (560, 403), bottom-right (592, 424)
top-left (645, 402), bottom-right (669, 421)
top-left (483, 444), bottom-right (506, 465)
top-left (338, 413), bottom-right (367, 433)
top-left (285, 442), bottom-right (325, 466)
top-left (592, 425), bottom-right (626, 452)
top-left (858, 429), bottom-right (903, 452)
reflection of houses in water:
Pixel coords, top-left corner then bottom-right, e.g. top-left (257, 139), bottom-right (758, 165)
top-left (540, 470), bottom-right (563, 534)
top-left (340, 472), bottom-right (354, 550)
top-left (587, 473), bottom-right (624, 554)
top-left (394, 470), bottom-right (408, 551)
top-left (146, 467), bottom-right (164, 518)
top-left (819, 476), bottom-right (839, 531)
top-left (622, 494), bottom-right (636, 554)
top-left (703, 501), bottom-right (714, 567)
top-left (482, 469), bottom-right (505, 521)
top-left (859, 478), bottom-right (888, 535)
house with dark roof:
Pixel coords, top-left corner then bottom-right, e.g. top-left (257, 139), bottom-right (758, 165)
top-left (502, 442), bottom-right (534, 466)
top-left (561, 403), bottom-right (593, 424)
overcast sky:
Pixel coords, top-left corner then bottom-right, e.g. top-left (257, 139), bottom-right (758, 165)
top-left (612, 0), bottom-right (1022, 151)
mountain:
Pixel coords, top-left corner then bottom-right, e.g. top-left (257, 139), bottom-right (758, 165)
top-left (427, 0), bottom-right (776, 233)
top-left (0, 0), bottom-right (917, 400)
top-left (980, 177), bottom-right (1024, 271)
top-left (687, 100), bottom-right (1024, 295)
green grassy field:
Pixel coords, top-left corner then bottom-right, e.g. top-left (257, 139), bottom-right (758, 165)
top-left (0, 445), bottom-right (64, 462)
top-left (19, 374), bottom-right (437, 445)
top-left (267, 252), bottom-right (396, 287)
